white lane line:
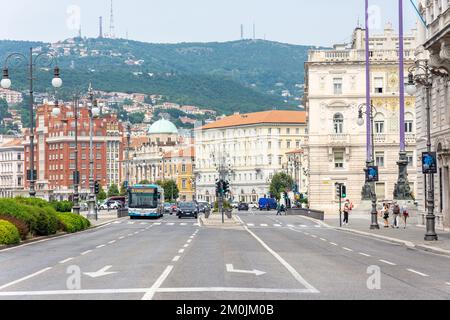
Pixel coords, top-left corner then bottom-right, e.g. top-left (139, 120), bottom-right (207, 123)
top-left (180, 223), bottom-right (187, 226)
top-left (379, 260), bottom-right (396, 266)
top-left (178, 249), bottom-right (185, 254)
top-left (446, 282), bottom-right (450, 286)
top-left (274, 224), bottom-right (282, 227)
top-left (0, 267), bottom-right (52, 291)
top-left (314, 225), bottom-right (321, 228)
top-left (141, 265), bottom-right (174, 300)
top-left (193, 223), bottom-right (200, 226)
top-left (59, 258), bottom-right (74, 264)
top-left (153, 223), bottom-right (161, 226)
top-left (287, 224), bottom-right (294, 228)
top-left (113, 221), bottom-right (121, 224)
top-left (247, 223), bottom-right (255, 227)
top-left (359, 252), bottom-right (371, 257)
top-left (166, 223), bottom-right (175, 226)
top-left (119, 236), bottom-right (125, 240)
top-left (243, 226), bottom-right (319, 293)
top-left (108, 240), bottom-right (116, 244)
top-left (134, 232), bottom-right (139, 235)
top-left (300, 225), bottom-right (307, 228)
top-left (304, 233), bottom-right (310, 236)
top-left (128, 222), bottom-right (135, 225)
top-left (260, 224), bottom-right (268, 227)
top-left (187, 239), bottom-right (192, 243)
top-left (172, 256), bottom-right (180, 262)
top-left (140, 222), bottom-right (148, 225)
top-left (189, 236), bottom-right (194, 239)
top-left (183, 244), bottom-right (189, 248)
top-left (342, 247), bottom-right (353, 252)
top-left (96, 245), bottom-right (106, 249)
top-left (407, 269), bottom-right (429, 277)
top-left (128, 233), bottom-right (134, 237)
top-left (320, 238), bottom-right (327, 242)
top-left (81, 250), bottom-right (93, 255)
top-left (311, 235), bottom-right (317, 238)
top-left (329, 242), bottom-right (338, 246)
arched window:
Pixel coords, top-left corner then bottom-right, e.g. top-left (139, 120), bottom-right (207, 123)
top-left (333, 113), bottom-right (344, 134)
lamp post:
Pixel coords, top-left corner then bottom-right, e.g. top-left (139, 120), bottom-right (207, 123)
top-left (126, 122), bottom-right (131, 188)
top-left (358, 101), bottom-right (380, 230)
top-left (72, 94), bottom-right (80, 214)
top-left (1, 48), bottom-right (62, 197)
top-left (406, 60), bottom-right (448, 241)
top-left (87, 84), bottom-right (100, 220)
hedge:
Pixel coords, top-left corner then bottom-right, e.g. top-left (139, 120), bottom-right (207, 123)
top-left (0, 215), bottom-right (29, 240)
top-left (0, 199), bottom-right (37, 232)
top-left (0, 220), bottom-right (21, 245)
top-left (56, 213), bottom-right (91, 233)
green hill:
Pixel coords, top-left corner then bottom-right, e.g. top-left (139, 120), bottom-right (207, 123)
top-left (0, 38), bottom-right (314, 114)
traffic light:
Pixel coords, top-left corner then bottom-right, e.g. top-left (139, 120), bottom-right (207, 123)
top-left (215, 180), bottom-right (222, 197)
top-left (341, 185), bottom-right (347, 198)
top-left (94, 181), bottom-right (100, 195)
top-left (336, 184), bottom-right (342, 199)
top-left (223, 180), bottom-right (230, 195)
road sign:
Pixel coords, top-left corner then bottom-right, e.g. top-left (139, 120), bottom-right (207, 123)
top-left (366, 166), bottom-right (379, 182)
top-left (422, 152), bottom-right (437, 174)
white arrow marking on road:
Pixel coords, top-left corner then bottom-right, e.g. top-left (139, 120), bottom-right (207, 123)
top-left (226, 264), bottom-right (266, 276)
top-left (84, 266), bottom-right (117, 278)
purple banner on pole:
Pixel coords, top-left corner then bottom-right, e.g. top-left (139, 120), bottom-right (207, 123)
top-left (399, 0), bottom-right (406, 151)
top-left (365, 0), bottom-right (372, 162)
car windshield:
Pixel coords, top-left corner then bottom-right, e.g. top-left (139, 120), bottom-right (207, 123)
top-left (179, 202), bottom-right (196, 209)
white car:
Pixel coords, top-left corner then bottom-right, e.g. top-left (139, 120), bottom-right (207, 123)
top-left (231, 201), bottom-right (240, 209)
top-left (99, 201), bottom-right (121, 210)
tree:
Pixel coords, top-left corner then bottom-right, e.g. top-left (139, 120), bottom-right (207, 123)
top-left (97, 185), bottom-right (107, 202)
top-left (0, 98), bottom-right (9, 120)
top-left (128, 112), bottom-right (145, 124)
top-left (139, 180), bottom-right (151, 185)
top-left (107, 184), bottom-right (120, 197)
top-left (160, 180), bottom-right (179, 202)
top-left (269, 173), bottom-right (294, 201)
top-left (119, 182), bottom-right (128, 196)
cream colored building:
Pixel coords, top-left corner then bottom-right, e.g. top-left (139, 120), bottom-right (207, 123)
top-left (194, 110), bottom-right (308, 204)
top-left (0, 136), bottom-right (24, 198)
top-left (414, 0), bottom-right (450, 228)
top-left (305, 25), bottom-right (418, 215)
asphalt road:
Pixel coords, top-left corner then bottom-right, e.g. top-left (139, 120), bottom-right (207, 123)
top-left (0, 210), bottom-right (449, 300)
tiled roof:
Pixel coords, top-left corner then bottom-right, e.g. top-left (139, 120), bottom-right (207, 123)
top-left (200, 110), bottom-right (306, 130)
top-left (0, 139), bottom-right (23, 148)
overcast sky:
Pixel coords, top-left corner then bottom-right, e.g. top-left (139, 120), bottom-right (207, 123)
top-left (1, 0), bottom-right (419, 46)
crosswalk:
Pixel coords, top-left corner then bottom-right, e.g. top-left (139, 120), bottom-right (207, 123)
top-left (119, 221), bottom-right (199, 227)
top-left (244, 223), bottom-right (321, 229)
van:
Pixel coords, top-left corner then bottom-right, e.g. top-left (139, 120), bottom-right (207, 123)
top-left (258, 198), bottom-right (277, 210)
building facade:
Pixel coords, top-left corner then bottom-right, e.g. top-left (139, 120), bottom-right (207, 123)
top-left (0, 88), bottom-right (23, 105)
top-left (414, 0), bottom-right (450, 228)
top-left (194, 110), bottom-right (308, 204)
top-left (23, 104), bottom-right (124, 201)
top-left (163, 147), bottom-right (196, 201)
top-left (305, 25), bottom-right (418, 215)
top-left (0, 136), bottom-right (24, 198)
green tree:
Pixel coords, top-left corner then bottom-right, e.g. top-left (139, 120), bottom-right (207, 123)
top-left (139, 180), bottom-right (151, 185)
top-left (119, 182), bottom-right (128, 196)
top-left (123, 98), bottom-right (134, 106)
top-left (0, 98), bottom-right (9, 120)
top-left (158, 180), bottom-right (179, 202)
top-left (128, 112), bottom-right (145, 124)
top-left (107, 184), bottom-right (120, 197)
top-left (97, 185), bottom-right (107, 202)
top-left (269, 173), bottom-right (294, 201)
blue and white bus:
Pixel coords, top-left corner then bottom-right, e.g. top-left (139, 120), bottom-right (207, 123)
top-left (128, 184), bottom-right (164, 219)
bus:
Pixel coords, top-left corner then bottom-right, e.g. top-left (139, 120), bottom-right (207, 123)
top-left (128, 184), bottom-right (164, 219)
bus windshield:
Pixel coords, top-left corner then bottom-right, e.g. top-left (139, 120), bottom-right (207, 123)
top-left (129, 189), bottom-right (159, 209)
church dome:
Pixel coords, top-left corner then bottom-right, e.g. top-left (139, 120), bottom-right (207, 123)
top-left (148, 119), bottom-right (178, 135)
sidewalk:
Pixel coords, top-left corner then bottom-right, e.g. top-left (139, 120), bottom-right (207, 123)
top-left (199, 212), bottom-right (243, 229)
top-left (322, 211), bottom-right (450, 256)
top-left (80, 210), bottom-right (124, 227)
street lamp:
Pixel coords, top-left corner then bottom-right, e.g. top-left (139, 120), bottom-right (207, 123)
top-left (72, 94), bottom-right (81, 215)
top-left (1, 48), bottom-right (62, 197)
top-left (357, 102), bottom-right (380, 230)
top-left (126, 122), bottom-right (132, 188)
top-left (87, 84), bottom-right (100, 220)
top-left (406, 60), bottom-right (448, 241)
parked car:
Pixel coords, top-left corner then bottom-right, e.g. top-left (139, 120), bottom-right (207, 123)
top-left (238, 203), bottom-right (249, 211)
top-left (177, 202), bottom-right (199, 219)
top-left (249, 203), bottom-right (258, 210)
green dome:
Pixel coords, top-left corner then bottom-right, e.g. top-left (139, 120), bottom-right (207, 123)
top-left (148, 119), bottom-right (178, 135)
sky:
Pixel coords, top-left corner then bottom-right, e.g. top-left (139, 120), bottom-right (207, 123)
top-left (1, 0), bottom-right (419, 46)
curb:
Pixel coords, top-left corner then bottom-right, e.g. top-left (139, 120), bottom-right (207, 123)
top-left (297, 215), bottom-right (450, 257)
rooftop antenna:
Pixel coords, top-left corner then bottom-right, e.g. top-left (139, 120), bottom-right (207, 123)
top-left (78, 23), bottom-right (82, 38)
top-left (240, 24), bottom-right (244, 40)
top-left (99, 16), bottom-right (103, 38)
top-left (109, 0), bottom-right (116, 39)
top-left (253, 23), bottom-right (256, 40)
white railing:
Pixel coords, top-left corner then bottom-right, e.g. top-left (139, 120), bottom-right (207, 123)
top-left (309, 49), bottom-right (415, 63)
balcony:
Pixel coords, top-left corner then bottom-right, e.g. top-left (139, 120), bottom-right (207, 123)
top-left (328, 134), bottom-right (350, 146)
top-left (308, 49), bottom-right (415, 63)
top-left (374, 134), bottom-right (386, 144)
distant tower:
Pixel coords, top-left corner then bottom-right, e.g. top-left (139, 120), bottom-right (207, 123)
top-left (240, 24), bottom-right (244, 40)
top-left (78, 24), bottom-right (82, 38)
top-left (99, 16), bottom-right (103, 38)
top-left (109, 0), bottom-right (116, 39)
top-left (253, 23), bottom-right (256, 40)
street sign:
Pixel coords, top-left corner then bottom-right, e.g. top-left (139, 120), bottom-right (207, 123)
top-left (366, 166), bottom-right (379, 182)
top-left (422, 152), bottom-right (437, 174)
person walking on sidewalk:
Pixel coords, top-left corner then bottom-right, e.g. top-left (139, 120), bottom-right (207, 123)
top-left (382, 203), bottom-right (390, 228)
top-left (343, 199), bottom-right (352, 226)
top-left (402, 205), bottom-right (409, 229)
top-left (392, 202), bottom-right (400, 229)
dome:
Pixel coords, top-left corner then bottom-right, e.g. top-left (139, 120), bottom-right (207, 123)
top-left (148, 119), bottom-right (178, 135)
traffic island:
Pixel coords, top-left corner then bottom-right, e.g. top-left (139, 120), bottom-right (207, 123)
top-left (199, 212), bottom-right (244, 229)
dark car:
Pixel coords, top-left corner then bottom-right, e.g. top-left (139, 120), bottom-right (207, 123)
top-left (177, 202), bottom-right (199, 219)
top-left (238, 203), bottom-right (249, 211)
top-left (197, 201), bottom-right (211, 214)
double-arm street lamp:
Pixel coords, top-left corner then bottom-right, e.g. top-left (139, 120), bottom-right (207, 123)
top-left (357, 101), bottom-right (380, 230)
top-left (1, 48), bottom-right (62, 197)
top-left (406, 60), bottom-right (449, 241)
top-left (87, 84), bottom-right (100, 220)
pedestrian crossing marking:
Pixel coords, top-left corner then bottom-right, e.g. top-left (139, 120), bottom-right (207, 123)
top-left (260, 224), bottom-right (268, 227)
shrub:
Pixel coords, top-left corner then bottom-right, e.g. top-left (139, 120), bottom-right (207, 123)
top-left (49, 201), bottom-right (73, 213)
top-left (0, 220), bottom-right (21, 245)
top-left (0, 199), bottom-right (37, 232)
top-left (22, 205), bottom-right (59, 236)
top-left (0, 215), bottom-right (29, 240)
top-left (56, 213), bottom-right (90, 233)
top-left (14, 197), bottom-right (49, 208)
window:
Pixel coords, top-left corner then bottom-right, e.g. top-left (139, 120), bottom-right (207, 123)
top-left (405, 120), bottom-right (414, 133)
top-left (375, 152), bottom-right (385, 167)
top-left (268, 155), bottom-right (273, 166)
top-left (333, 78), bottom-right (343, 94)
top-left (181, 164), bottom-right (186, 173)
top-left (268, 142), bottom-right (272, 149)
top-left (374, 77), bottom-right (384, 93)
top-left (296, 141), bottom-right (300, 148)
top-left (374, 121), bottom-right (385, 134)
top-left (287, 128), bottom-right (291, 134)
top-left (278, 156), bottom-right (283, 166)
top-left (334, 151), bottom-right (344, 168)
top-left (407, 152), bottom-right (414, 167)
top-left (333, 113), bottom-right (344, 134)
top-left (182, 179), bottom-right (187, 189)
top-left (287, 141), bottom-right (291, 149)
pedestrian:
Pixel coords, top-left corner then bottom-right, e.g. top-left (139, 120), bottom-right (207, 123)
top-left (276, 203), bottom-right (282, 216)
top-left (392, 202), bottom-right (400, 229)
top-left (343, 199), bottom-right (351, 226)
top-left (402, 205), bottom-right (409, 229)
top-left (382, 203), bottom-right (390, 228)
